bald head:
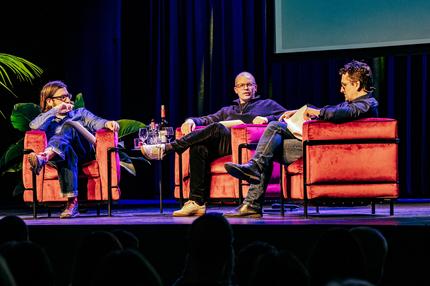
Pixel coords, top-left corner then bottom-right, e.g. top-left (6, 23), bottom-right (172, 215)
top-left (235, 72), bottom-right (256, 86)
top-left (234, 72), bottom-right (258, 104)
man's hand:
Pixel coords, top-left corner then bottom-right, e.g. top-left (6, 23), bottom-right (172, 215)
top-left (105, 121), bottom-right (120, 132)
top-left (252, 116), bottom-right (268, 124)
top-left (55, 102), bottom-right (74, 115)
top-left (278, 110), bottom-right (297, 122)
top-left (304, 107), bottom-right (321, 120)
top-left (181, 119), bottom-right (196, 135)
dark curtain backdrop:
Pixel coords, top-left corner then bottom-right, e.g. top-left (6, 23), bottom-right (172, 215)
top-left (121, 0), bottom-right (430, 198)
top-left (1, 0), bottom-right (429, 201)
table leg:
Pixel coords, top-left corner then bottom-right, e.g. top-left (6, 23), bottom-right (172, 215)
top-left (158, 160), bottom-right (163, 213)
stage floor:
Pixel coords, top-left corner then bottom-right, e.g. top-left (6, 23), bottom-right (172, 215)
top-left (1, 198), bottom-right (429, 226)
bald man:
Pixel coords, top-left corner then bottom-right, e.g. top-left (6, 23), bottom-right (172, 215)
top-left (141, 72), bottom-right (287, 216)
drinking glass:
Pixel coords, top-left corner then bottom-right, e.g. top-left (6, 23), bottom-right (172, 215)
top-left (164, 127), bottom-right (174, 142)
top-left (138, 128), bottom-right (149, 145)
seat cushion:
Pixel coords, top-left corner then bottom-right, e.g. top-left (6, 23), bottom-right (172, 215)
top-left (210, 155), bottom-right (232, 174)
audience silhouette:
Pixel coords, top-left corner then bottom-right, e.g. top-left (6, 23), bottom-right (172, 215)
top-left (0, 240), bottom-right (55, 286)
top-left (173, 213), bottom-right (235, 286)
top-left (0, 215), bottom-right (29, 245)
top-left (91, 248), bottom-right (162, 286)
top-left (70, 231), bottom-right (123, 286)
top-left (246, 248), bottom-right (309, 286)
top-left (111, 229), bottom-right (140, 250)
top-left (0, 255), bottom-right (16, 286)
top-left (349, 227), bottom-right (388, 285)
top-left (307, 227), bottom-right (367, 286)
top-left (0, 213), bottom-right (398, 286)
top-left (235, 240), bottom-right (279, 286)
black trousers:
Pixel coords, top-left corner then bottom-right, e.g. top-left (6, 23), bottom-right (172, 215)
top-left (171, 123), bottom-right (231, 204)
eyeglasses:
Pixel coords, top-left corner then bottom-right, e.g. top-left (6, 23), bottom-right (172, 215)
top-left (340, 81), bottom-right (356, 88)
top-left (235, 83), bottom-right (255, 89)
top-left (51, 93), bottom-right (72, 101)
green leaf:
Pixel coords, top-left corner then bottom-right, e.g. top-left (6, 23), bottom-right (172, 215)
top-left (74, 92), bottom-right (85, 109)
top-left (120, 161), bottom-right (137, 176)
top-left (117, 119), bottom-right (146, 139)
top-left (0, 53), bottom-right (43, 87)
top-left (0, 53), bottom-right (43, 118)
top-left (13, 181), bottom-right (25, 197)
top-left (10, 103), bottom-right (41, 132)
top-left (0, 138), bottom-right (24, 175)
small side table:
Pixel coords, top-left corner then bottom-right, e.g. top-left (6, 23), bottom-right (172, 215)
top-left (130, 147), bottom-right (164, 213)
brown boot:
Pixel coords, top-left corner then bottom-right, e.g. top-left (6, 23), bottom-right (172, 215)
top-left (28, 150), bottom-right (54, 175)
top-left (28, 152), bottom-right (48, 175)
top-left (60, 197), bottom-right (80, 219)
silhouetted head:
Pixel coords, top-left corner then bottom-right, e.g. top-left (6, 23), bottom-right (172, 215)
top-left (0, 215), bottom-right (29, 245)
top-left (112, 229), bottom-right (140, 250)
top-left (235, 240), bottom-right (279, 286)
top-left (91, 248), bottom-right (162, 286)
top-left (307, 227), bottom-right (366, 286)
top-left (179, 213), bottom-right (235, 285)
top-left (71, 231), bottom-right (123, 286)
top-left (0, 240), bottom-right (55, 286)
top-left (349, 226), bottom-right (388, 285)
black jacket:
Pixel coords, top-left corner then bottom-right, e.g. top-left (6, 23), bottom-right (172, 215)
top-left (319, 92), bottom-right (378, 122)
top-left (188, 95), bottom-right (286, 126)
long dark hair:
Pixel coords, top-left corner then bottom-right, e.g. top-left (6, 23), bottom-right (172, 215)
top-left (40, 80), bottom-right (68, 112)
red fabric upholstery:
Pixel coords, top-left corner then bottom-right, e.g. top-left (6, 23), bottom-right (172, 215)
top-left (174, 124), bottom-right (280, 201)
top-left (282, 118), bottom-right (399, 215)
top-left (22, 129), bottom-right (121, 203)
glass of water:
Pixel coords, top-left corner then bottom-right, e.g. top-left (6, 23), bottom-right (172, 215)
top-left (164, 127), bottom-right (174, 142)
top-left (138, 127), bottom-right (149, 145)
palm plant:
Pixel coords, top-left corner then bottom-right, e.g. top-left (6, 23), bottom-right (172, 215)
top-left (0, 54), bottom-right (146, 194)
top-left (0, 53), bottom-right (43, 118)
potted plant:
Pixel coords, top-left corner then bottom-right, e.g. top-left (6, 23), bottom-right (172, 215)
top-left (0, 53), bottom-right (43, 118)
top-left (0, 53), bottom-right (147, 195)
top-left (0, 94), bottom-right (147, 195)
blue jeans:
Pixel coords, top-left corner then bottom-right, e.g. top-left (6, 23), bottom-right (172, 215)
top-left (244, 121), bottom-right (296, 209)
top-left (47, 124), bottom-right (95, 197)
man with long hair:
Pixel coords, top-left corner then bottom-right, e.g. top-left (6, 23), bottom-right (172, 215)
top-left (28, 80), bottom-right (119, 218)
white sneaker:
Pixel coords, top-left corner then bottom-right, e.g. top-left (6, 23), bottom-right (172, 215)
top-left (140, 144), bottom-right (166, 160)
top-left (173, 200), bottom-right (206, 217)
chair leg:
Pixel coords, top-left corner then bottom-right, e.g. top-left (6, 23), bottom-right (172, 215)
top-left (390, 200), bottom-right (394, 215)
top-left (371, 201), bottom-right (376, 214)
top-left (97, 203), bottom-right (101, 216)
top-left (304, 201), bottom-right (308, 218)
top-left (47, 207), bottom-right (51, 218)
top-left (280, 164), bottom-right (285, 216)
top-left (178, 153), bottom-right (184, 207)
top-left (32, 170), bottom-right (38, 219)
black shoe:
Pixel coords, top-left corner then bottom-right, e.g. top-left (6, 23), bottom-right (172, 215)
top-left (224, 203), bottom-right (262, 218)
top-left (224, 161), bottom-right (261, 184)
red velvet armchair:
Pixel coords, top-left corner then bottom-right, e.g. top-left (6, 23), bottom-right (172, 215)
top-left (174, 124), bottom-right (281, 204)
top-left (281, 118), bottom-right (399, 218)
top-left (22, 129), bottom-right (121, 218)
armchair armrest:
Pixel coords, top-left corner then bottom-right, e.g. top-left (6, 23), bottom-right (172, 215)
top-left (95, 129), bottom-right (120, 200)
top-left (231, 124), bottom-right (268, 164)
top-left (22, 130), bottom-right (48, 194)
top-left (302, 118), bottom-right (398, 141)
